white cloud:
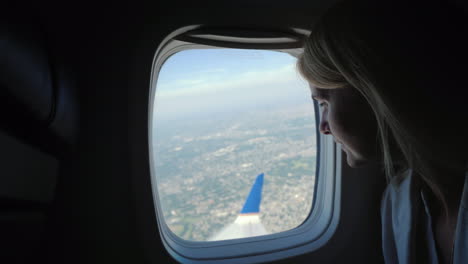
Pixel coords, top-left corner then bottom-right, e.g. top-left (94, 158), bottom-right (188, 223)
top-left (156, 63), bottom-right (305, 99)
top-left (152, 63), bottom-right (311, 120)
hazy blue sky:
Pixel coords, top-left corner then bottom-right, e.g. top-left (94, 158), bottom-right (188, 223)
top-left (153, 49), bottom-right (312, 121)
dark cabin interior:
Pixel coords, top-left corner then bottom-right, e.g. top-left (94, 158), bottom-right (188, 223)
top-left (1, 1), bottom-right (465, 263)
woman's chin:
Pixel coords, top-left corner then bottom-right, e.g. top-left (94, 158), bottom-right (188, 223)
top-left (344, 149), bottom-right (369, 168)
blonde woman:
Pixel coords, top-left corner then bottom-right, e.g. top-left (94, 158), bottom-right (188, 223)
top-left (297, 0), bottom-right (468, 263)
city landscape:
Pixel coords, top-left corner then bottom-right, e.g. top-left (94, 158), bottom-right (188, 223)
top-left (152, 103), bottom-right (317, 241)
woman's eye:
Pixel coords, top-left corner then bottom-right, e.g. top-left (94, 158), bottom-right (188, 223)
top-left (319, 102), bottom-right (327, 107)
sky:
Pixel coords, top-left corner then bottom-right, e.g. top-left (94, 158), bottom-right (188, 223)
top-left (153, 49), bottom-right (312, 121)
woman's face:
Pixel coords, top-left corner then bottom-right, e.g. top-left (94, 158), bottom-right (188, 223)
top-left (311, 85), bottom-right (380, 167)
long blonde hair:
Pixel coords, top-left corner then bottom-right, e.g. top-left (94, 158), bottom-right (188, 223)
top-left (298, 0), bottom-right (468, 210)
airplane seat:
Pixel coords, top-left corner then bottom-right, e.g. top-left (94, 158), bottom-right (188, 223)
top-left (0, 16), bottom-right (77, 263)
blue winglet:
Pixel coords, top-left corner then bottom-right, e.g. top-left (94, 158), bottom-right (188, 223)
top-left (240, 173), bottom-right (264, 214)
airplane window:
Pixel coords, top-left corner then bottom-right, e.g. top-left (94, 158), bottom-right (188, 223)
top-left (151, 48), bottom-right (316, 242)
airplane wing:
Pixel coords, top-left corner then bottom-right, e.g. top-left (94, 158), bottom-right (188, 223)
top-left (209, 173), bottom-right (269, 241)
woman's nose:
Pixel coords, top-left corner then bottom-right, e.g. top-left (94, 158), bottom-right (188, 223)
top-left (319, 120), bottom-right (331, 135)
